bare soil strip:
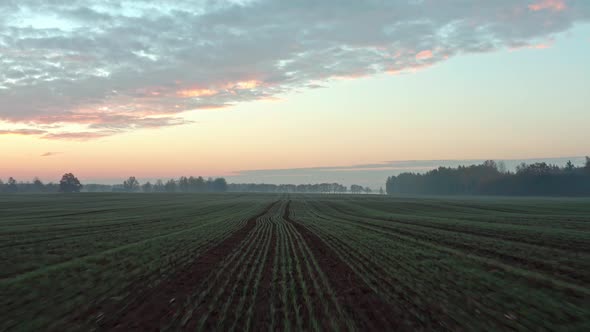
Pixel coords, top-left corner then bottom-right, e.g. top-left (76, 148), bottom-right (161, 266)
top-left (282, 201), bottom-right (419, 331)
top-left (100, 201), bottom-right (277, 331)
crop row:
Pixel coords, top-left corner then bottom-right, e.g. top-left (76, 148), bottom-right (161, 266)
top-left (289, 196), bottom-right (590, 331)
top-left (310, 199), bottom-right (590, 286)
top-left (0, 194), bottom-right (272, 331)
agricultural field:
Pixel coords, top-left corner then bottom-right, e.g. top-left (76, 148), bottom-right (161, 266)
top-left (1, 193), bottom-right (590, 331)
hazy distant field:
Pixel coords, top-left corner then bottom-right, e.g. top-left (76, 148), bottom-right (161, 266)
top-left (1, 193), bottom-right (589, 331)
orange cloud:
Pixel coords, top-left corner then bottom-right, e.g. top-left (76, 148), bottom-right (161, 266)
top-left (416, 50), bottom-right (433, 60)
top-left (530, 42), bottom-right (553, 49)
top-left (177, 88), bottom-right (218, 98)
top-left (225, 80), bottom-right (261, 90)
top-left (528, 0), bottom-right (566, 12)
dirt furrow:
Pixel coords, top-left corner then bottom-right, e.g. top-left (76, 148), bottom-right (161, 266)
top-left (283, 201), bottom-right (416, 331)
top-left (101, 201), bottom-right (277, 331)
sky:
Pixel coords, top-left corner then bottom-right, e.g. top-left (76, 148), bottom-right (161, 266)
top-left (1, 0), bottom-right (589, 185)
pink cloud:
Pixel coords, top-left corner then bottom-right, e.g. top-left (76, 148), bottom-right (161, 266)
top-left (509, 39), bottom-right (555, 51)
top-left (415, 50), bottom-right (433, 60)
top-left (528, 0), bottom-right (567, 12)
top-left (1, 0), bottom-right (585, 143)
top-left (1, 109), bottom-right (195, 140)
top-left (177, 88), bottom-right (218, 98)
top-left (386, 63), bottom-right (434, 75)
top-left (0, 129), bottom-right (47, 136)
top-left (42, 131), bottom-right (117, 141)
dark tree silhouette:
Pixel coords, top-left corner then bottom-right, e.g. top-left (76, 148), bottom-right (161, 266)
top-left (212, 178), bottom-right (228, 192)
top-left (32, 177), bottom-right (45, 192)
top-left (59, 173), bottom-right (82, 193)
top-left (153, 180), bottom-right (165, 192)
top-left (350, 184), bottom-right (364, 194)
top-left (6, 177), bottom-right (18, 193)
top-left (164, 179), bottom-right (177, 192)
top-left (123, 176), bottom-right (140, 192)
top-left (142, 181), bottom-right (153, 193)
top-left (386, 159), bottom-right (590, 196)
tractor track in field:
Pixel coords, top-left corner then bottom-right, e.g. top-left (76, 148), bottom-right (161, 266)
top-left (98, 201), bottom-right (278, 331)
top-left (282, 201), bottom-right (420, 331)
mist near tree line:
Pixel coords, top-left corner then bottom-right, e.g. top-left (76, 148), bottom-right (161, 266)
top-left (226, 157), bottom-right (590, 189)
top-left (0, 175), bottom-right (372, 194)
top-left (2, 158), bottom-right (589, 196)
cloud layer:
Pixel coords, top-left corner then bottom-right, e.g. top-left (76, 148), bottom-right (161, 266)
top-left (1, 0), bottom-right (588, 139)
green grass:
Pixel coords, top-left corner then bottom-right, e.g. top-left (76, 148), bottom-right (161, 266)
top-left (2, 193), bottom-right (590, 331)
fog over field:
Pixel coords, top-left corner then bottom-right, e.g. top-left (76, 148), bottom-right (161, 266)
top-left (67, 157), bottom-right (588, 189)
top-left (220, 157), bottom-right (589, 189)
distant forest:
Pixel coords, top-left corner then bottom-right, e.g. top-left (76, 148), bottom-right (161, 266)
top-left (386, 157), bottom-right (590, 196)
top-left (0, 174), bottom-right (372, 194)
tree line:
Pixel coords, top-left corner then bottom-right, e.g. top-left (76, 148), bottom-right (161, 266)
top-left (79, 176), bottom-right (229, 193)
top-left (0, 174), bottom-right (376, 195)
top-left (0, 173), bottom-right (82, 193)
top-left (112, 176), bottom-right (229, 193)
top-left (386, 157), bottom-right (590, 196)
top-left (228, 183), bottom-right (373, 194)
top-left (0, 174), bottom-right (227, 193)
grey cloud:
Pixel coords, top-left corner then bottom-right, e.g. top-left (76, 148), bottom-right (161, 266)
top-left (41, 151), bottom-right (63, 157)
top-left (1, 0), bottom-right (589, 138)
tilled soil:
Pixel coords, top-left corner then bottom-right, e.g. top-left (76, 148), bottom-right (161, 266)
top-left (102, 201), bottom-right (278, 331)
top-left (97, 199), bottom-right (418, 331)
